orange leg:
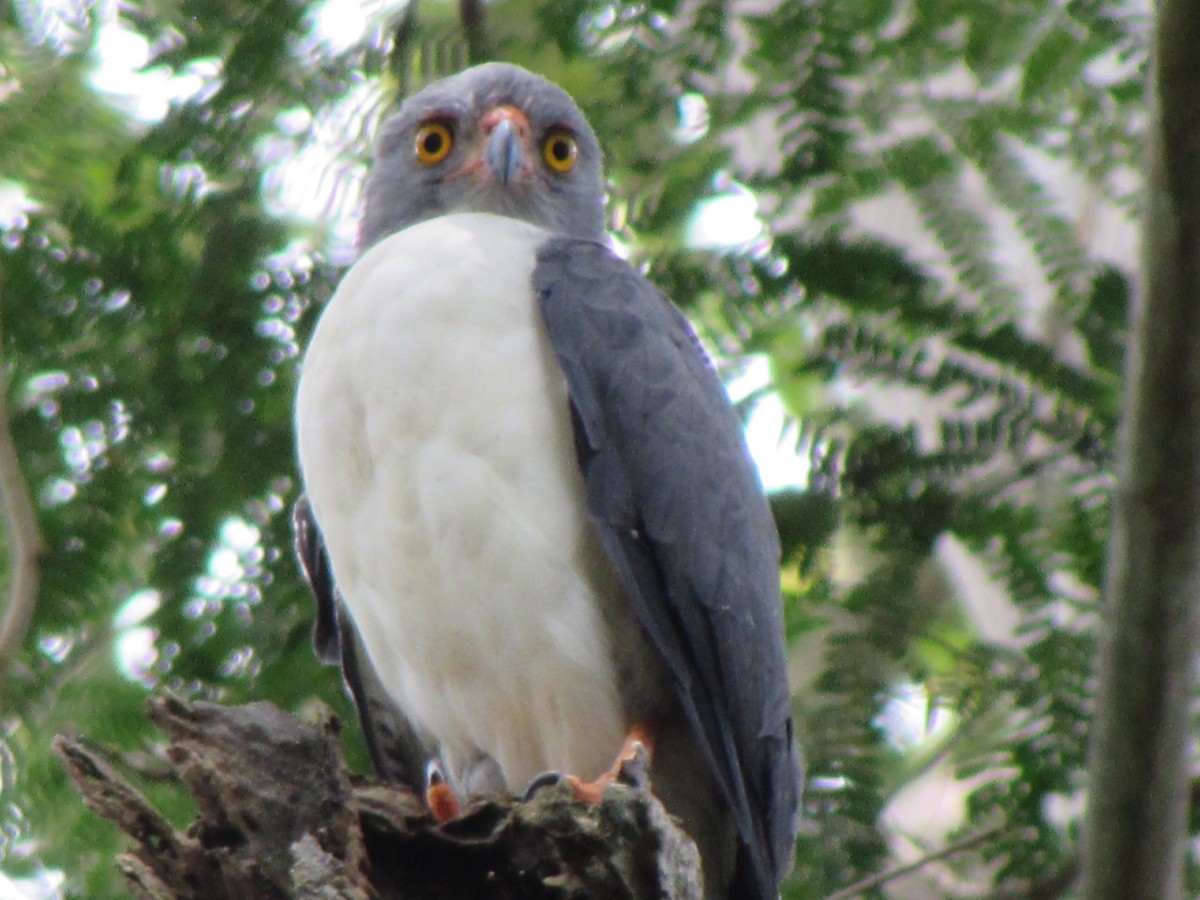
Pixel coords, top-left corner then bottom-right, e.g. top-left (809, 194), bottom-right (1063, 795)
top-left (425, 760), bottom-right (461, 822)
top-left (567, 723), bottom-right (656, 804)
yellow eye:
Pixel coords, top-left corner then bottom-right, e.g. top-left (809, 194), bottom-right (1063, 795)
top-left (415, 122), bottom-right (453, 165)
top-left (542, 131), bottom-right (579, 173)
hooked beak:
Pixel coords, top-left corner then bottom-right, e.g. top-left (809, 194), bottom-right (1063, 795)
top-left (480, 106), bottom-right (533, 187)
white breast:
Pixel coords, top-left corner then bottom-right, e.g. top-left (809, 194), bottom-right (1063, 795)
top-left (295, 212), bottom-right (626, 792)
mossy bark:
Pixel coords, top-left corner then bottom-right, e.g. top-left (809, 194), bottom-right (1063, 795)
top-left (55, 696), bottom-right (703, 900)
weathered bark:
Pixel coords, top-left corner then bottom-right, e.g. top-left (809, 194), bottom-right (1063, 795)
top-left (54, 696), bottom-right (702, 899)
top-left (1080, 1), bottom-right (1200, 897)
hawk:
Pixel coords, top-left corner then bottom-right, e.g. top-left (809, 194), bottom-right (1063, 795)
top-left (294, 62), bottom-right (800, 899)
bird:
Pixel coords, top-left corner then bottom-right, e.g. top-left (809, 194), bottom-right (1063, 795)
top-left (293, 62), bottom-right (800, 900)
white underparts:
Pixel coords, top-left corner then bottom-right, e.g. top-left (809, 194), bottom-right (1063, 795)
top-left (296, 213), bottom-right (627, 792)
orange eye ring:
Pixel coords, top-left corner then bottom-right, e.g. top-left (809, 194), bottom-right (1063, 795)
top-left (415, 122), bottom-right (453, 165)
top-left (542, 131), bottom-right (579, 173)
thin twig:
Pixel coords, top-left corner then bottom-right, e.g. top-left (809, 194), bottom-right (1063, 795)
top-left (459, 0), bottom-right (489, 63)
top-left (991, 858), bottom-right (1079, 900)
top-left (0, 291), bottom-right (44, 680)
top-left (820, 825), bottom-right (1006, 900)
top-left (391, 1), bottom-right (421, 98)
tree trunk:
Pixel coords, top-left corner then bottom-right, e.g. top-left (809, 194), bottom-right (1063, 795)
top-left (1081, 1), bottom-right (1200, 896)
top-left (54, 696), bottom-right (703, 899)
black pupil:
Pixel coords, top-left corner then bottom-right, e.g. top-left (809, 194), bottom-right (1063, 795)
top-left (551, 138), bottom-right (570, 162)
top-left (422, 130), bottom-right (445, 156)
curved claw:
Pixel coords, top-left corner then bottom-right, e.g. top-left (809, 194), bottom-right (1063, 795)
top-left (522, 770), bottom-right (567, 801)
top-left (615, 739), bottom-right (651, 789)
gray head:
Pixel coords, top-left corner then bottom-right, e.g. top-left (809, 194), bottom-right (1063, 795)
top-left (359, 63), bottom-right (606, 251)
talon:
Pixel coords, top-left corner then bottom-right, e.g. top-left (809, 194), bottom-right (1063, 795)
top-left (616, 739), bottom-right (651, 789)
top-left (567, 724), bottom-right (656, 804)
top-left (523, 770), bottom-right (566, 801)
top-left (425, 759), bottom-right (461, 822)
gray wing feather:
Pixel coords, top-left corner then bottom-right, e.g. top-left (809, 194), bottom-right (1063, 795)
top-left (534, 239), bottom-right (801, 898)
top-left (293, 497), bottom-right (436, 793)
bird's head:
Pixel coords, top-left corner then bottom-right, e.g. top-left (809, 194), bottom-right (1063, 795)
top-left (359, 63), bottom-right (606, 251)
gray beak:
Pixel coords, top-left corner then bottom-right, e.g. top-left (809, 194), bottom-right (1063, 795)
top-left (484, 118), bottom-right (524, 187)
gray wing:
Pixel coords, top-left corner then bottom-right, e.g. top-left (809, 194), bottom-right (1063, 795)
top-left (293, 496), bottom-right (436, 793)
top-left (533, 239), bottom-right (801, 898)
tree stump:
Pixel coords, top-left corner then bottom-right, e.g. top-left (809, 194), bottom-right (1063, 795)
top-left (53, 696), bottom-right (703, 899)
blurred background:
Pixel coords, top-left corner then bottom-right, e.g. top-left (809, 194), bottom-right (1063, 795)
top-left (0, 0), bottom-right (1152, 896)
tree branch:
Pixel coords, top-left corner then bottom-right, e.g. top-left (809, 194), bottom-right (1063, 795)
top-left (819, 825), bottom-right (1005, 900)
top-left (1080, 2), bottom-right (1200, 897)
top-left (0, 318), bottom-right (44, 681)
top-left (55, 697), bottom-right (704, 899)
top-left (459, 0), bottom-right (490, 63)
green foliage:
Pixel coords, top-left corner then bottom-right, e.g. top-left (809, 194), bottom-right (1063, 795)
top-left (0, 0), bottom-right (1156, 897)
